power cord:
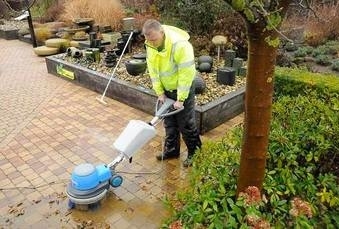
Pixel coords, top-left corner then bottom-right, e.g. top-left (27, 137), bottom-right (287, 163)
top-left (0, 121), bottom-right (169, 190)
top-left (0, 179), bottom-right (68, 191)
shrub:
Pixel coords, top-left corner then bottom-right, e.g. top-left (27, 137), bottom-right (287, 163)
top-left (331, 59), bottom-right (339, 71)
top-left (276, 49), bottom-right (295, 67)
top-left (284, 42), bottom-right (298, 52)
top-left (304, 1), bottom-right (339, 46)
top-left (34, 26), bottom-right (52, 43)
top-left (155, 0), bottom-right (230, 36)
top-left (315, 54), bottom-right (332, 66)
top-left (58, 0), bottom-right (125, 31)
top-left (274, 67), bottom-right (339, 98)
top-left (120, 0), bottom-right (154, 15)
top-left (30, 0), bottom-right (62, 22)
top-left (212, 11), bottom-right (247, 59)
top-left (294, 46), bottom-right (313, 57)
top-left (43, 0), bottom-right (65, 22)
top-left (311, 42), bottom-right (339, 58)
top-left (163, 68), bottom-right (339, 228)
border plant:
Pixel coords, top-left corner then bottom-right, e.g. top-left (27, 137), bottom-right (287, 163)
top-left (331, 59), bottom-right (339, 72)
top-left (162, 68), bottom-right (339, 228)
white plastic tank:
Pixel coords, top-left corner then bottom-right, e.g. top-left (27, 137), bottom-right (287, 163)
top-left (113, 120), bottom-right (156, 158)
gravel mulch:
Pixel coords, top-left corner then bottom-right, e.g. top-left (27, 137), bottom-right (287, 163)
top-left (57, 51), bottom-right (246, 106)
top-left (0, 19), bottom-right (28, 30)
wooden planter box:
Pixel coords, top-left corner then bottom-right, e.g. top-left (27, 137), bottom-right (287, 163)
top-left (45, 55), bottom-right (245, 134)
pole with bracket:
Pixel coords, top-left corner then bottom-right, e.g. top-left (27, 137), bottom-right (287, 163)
top-left (25, 0), bottom-right (37, 47)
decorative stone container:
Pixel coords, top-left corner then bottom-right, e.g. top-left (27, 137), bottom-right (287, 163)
top-left (217, 67), bottom-right (236, 86)
top-left (224, 49), bottom-right (236, 67)
top-left (125, 59), bottom-right (147, 76)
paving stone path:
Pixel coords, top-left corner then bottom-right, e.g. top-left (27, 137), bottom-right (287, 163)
top-left (0, 39), bottom-right (243, 228)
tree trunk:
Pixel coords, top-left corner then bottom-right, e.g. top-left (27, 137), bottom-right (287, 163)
top-left (236, 23), bottom-right (278, 194)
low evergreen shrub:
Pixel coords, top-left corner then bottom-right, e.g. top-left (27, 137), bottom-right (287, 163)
top-left (294, 46), bottom-right (313, 58)
top-left (331, 59), bottom-right (339, 71)
top-left (162, 68), bottom-right (339, 228)
top-left (315, 54), bottom-right (332, 66)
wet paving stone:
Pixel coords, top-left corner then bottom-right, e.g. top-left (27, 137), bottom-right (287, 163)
top-left (0, 39), bottom-right (243, 228)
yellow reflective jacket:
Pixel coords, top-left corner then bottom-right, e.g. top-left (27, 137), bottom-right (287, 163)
top-left (145, 25), bottom-right (196, 101)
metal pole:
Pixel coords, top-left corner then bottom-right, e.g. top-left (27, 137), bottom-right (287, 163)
top-left (25, 0), bottom-right (37, 47)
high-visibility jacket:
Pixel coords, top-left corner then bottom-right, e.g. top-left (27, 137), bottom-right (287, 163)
top-left (145, 25), bottom-right (196, 102)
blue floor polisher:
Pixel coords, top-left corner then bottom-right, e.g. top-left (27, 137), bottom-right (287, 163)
top-left (66, 98), bottom-right (183, 209)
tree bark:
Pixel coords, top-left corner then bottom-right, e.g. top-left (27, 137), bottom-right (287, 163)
top-left (236, 23), bottom-right (278, 194)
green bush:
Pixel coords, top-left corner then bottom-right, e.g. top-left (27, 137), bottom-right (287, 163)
top-left (163, 68), bottom-right (339, 228)
top-left (315, 54), bottom-right (332, 66)
top-left (331, 59), bottom-right (339, 71)
top-left (274, 67), bottom-right (339, 99)
top-left (294, 46), bottom-right (313, 57)
top-left (311, 41), bottom-right (339, 57)
top-left (284, 42), bottom-right (298, 52)
top-left (155, 0), bottom-right (231, 35)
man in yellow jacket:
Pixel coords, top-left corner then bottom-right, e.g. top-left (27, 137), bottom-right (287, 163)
top-left (142, 19), bottom-right (201, 167)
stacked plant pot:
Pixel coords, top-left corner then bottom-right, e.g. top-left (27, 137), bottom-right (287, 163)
top-left (104, 49), bottom-right (119, 68)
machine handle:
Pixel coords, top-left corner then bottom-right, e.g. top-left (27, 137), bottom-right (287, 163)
top-left (160, 106), bottom-right (184, 118)
top-left (155, 98), bottom-right (184, 118)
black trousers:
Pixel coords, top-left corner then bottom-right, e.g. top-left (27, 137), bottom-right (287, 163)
top-left (163, 86), bottom-right (202, 156)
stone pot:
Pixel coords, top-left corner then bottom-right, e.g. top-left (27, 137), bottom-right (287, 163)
top-left (132, 53), bottom-right (146, 60)
top-left (125, 59), bottom-right (147, 76)
top-left (217, 67), bottom-right (236, 86)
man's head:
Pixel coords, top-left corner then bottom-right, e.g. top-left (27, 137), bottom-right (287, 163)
top-left (142, 19), bottom-right (165, 48)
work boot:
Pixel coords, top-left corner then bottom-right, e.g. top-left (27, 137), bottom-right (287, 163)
top-left (156, 151), bottom-right (180, 161)
top-left (183, 154), bottom-right (194, 167)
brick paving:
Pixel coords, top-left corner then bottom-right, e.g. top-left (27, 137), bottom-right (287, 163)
top-left (0, 39), bottom-right (243, 228)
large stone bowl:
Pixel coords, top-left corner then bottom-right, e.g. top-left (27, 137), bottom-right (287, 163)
top-left (125, 59), bottom-right (147, 76)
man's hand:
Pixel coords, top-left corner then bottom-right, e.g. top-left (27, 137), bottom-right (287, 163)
top-left (158, 94), bottom-right (166, 103)
top-left (174, 100), bottom-right (184, 109)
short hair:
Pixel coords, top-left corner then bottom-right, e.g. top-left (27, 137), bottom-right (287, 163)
top-left (142, 19), bottom-right (163, 36)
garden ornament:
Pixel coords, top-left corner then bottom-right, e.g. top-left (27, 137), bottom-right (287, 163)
top-left (212, 35), bottom-right (227, 64)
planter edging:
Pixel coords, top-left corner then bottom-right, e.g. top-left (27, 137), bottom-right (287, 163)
top-left (45, 54), bottom-right (245, 134)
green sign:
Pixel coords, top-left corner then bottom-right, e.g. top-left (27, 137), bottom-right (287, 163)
top-left (56, 64), bottom-right (75, 80)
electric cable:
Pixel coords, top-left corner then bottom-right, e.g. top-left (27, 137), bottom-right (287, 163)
top-left (0, 179), bottom-right (68, 191)
top-left (0, 117), bottom-right (176, 190)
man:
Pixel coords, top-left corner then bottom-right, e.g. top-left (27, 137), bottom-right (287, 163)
top-left (142, 19), bottom-right (202, 167)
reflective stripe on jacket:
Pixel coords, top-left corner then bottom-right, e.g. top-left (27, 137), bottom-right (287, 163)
top-left (145, 25), bottom-right (196, 101)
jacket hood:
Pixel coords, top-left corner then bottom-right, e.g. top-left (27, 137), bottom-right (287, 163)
top-left (162, 25), bottom-right (190, 41)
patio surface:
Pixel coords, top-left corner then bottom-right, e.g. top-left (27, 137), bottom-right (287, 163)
top-left (0, 39), bottom-right (243, 228)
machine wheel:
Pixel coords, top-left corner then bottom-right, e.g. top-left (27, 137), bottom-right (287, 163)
top-left (110, 174), bottom-right (123, 188)
top-left (68, 199), bottom-right (75, 209)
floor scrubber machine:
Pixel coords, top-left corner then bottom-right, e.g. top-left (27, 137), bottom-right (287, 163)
top-left (66, 98), bottom-right (183, 209)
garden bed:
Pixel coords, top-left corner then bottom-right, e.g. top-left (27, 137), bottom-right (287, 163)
top-left (0, 28), bottom-right (18, 40)
top-left (45, 54), bottom-right (245, 134)
top-left (0, 19), bottom-right (26, 40)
